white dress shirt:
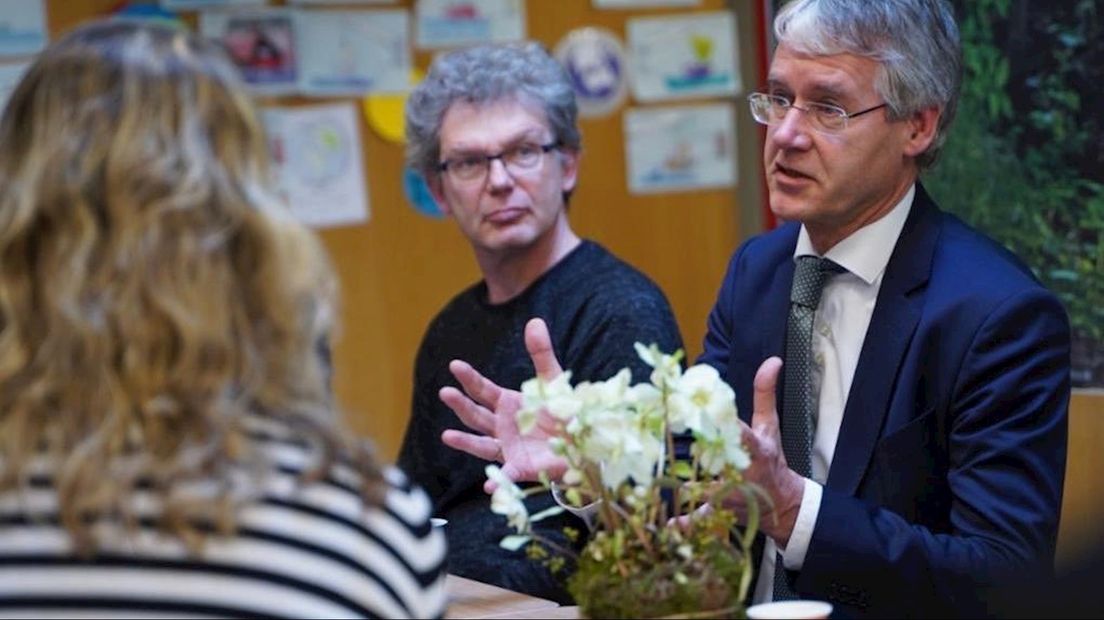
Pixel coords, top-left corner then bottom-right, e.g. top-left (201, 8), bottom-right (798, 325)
top-left (753, 185), bottom-right (915, 603)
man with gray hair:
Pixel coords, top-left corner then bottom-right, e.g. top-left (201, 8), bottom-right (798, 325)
top-left (438, 1), bottom-right (1070, 616)
top-left (396, 42), bottom-right (682, 601)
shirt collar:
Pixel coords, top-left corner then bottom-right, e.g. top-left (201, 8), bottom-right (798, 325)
top-left (793, 184), bottom-right (915, 285)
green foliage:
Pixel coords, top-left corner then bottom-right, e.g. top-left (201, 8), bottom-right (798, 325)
top-left (567, 511), bottom-right (747, 619)
top-left (927, 0), bottom-right (1104, 384)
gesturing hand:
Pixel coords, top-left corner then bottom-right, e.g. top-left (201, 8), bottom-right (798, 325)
top-left (440, 318), bottom-right (570, 493)
top-left (721, 356), bottom-right (806, 546)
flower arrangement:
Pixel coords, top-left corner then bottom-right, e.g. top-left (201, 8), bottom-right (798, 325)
top-left (486, 344), bottom-right (760, 619)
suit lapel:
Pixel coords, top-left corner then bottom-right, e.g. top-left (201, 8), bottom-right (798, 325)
top-left (736, 229), bottom-right (798, 426)
top-left (825, 185), bottom-right (941, 495)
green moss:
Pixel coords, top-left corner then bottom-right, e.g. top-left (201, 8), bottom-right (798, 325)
top-left (567, 535), bottom-right (747, 619)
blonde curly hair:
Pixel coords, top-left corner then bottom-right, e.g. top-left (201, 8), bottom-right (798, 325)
top-left (0, 19), bottom-right (381, 552)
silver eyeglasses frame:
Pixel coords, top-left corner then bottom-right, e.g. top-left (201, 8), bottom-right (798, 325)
top-left (748, 92), bottom-right (887, 134)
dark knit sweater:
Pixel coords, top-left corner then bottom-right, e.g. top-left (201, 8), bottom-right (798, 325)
top-left (397, 240), bottom-right (683, 603)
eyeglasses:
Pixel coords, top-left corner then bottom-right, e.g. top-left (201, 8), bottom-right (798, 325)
top-left (748, 92), bottom-right (887, 134)
top-left (438, 141), bottom-right (560, 182)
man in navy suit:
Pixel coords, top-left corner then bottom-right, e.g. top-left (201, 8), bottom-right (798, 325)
top-left (440, 0), bottom-right (1070, 616)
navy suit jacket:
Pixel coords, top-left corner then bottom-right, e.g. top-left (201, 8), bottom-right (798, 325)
top-left (698, 185), bottom-right (1070, 618)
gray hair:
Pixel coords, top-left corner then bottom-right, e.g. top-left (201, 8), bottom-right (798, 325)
top-left (405, 41), bottom-right (580, 178)
top-left (775, 0), bottom-right (961, 169)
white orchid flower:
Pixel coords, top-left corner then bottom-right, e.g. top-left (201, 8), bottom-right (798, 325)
top-left (634, 342), bottom-right (683, 389)
top-left (492, 343), bottom-right (760, 582)
top-left (486, 464), bottom-right (530, 532)
top-left (627, 382), bottom-right (663, 415)
top-left (577, 407), bottom-right (663, 490)
top-left (666, 364), bottom-right (736, 434)
top-left (574, 368), bottom-right (633, 409)
top-left (518, 371), bottom-right (578, 433)
top-left (693, 416), bottom-right (750, 475)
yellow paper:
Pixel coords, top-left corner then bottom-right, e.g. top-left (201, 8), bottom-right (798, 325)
top-left (362, 68), bottom-right (424, 144)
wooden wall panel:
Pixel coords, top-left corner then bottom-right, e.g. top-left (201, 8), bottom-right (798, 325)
top-left (1058, 392), bottom-right (1104, 568)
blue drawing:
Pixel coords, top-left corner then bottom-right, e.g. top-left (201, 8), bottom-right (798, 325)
top-left (664, 34), bottom-right (730, 91)
top-left (403, 167), bottom-right (444, 218)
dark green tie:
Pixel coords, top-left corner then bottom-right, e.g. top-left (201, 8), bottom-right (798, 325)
top-left (773, 255), bottom-right (841, 601)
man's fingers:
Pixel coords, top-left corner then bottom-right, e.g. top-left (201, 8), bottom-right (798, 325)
top-left (482, 461), bottom-right (525, 494)
top-left (524, 318), bottom-right (563, 381)
top-left (449, 359), bottom-right (504, 411)
top-left (535, 409), bottom-right (561, 436)
top-left (441, 429), bottom-right (499, 462)
top-left (752, 356), bottom-right (783, 433)
top-left (439, 386), bottom-right (495, 435)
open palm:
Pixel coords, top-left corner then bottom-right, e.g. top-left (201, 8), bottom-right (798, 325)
top-left (440, 318), bottom-right (569, 492)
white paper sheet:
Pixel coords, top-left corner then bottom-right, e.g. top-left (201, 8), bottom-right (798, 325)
top-left (262, 103), bottom-right (371, 229)
top-left (415, 0), bottom-right (525, 49)
top-left (554, 27), bottom-right (628, 119)
top-left (624, 103), bottom-right (737, 194)
top-left (0, 0), bottom-right (46, 57)
top-left (296, 9), bottom-right (410, 96)
top-left (627, 11), bottom-right (740, 102)
top-left (200, 8), bottom-right (299, 96)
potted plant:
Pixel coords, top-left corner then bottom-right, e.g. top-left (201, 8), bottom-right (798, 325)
top-left (486, 344), bottom-right (760, 619)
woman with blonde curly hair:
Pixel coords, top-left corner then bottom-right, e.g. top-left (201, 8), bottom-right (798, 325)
top-left (0, 19), bottom-right (445, 618)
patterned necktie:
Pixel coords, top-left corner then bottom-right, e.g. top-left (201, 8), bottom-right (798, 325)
top-left (773, 255), bottom-right (841, 601)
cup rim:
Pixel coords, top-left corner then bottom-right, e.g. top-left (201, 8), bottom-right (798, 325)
top-left (745, 599), bottom-right (833, 619)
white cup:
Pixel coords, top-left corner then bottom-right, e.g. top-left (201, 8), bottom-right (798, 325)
top-left (746, 600), bottom-right (833, 619)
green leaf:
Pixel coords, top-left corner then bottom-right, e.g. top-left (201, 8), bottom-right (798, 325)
top-left (654, 476), bottom-right (686, 489)
top-left (500, 535), bottom-right (532, 551)
top-left (565, 487), bottom-right (583, 507)
top-left (670, 461), bottom-right (694, 480)
top-left (1049, 269), bottom-right (1079, 282)
top-left (530, 505), bottom-right (566, 523)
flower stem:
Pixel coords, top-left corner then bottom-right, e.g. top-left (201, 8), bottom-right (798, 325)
top-left (609, 499), bottom-right (655, 558)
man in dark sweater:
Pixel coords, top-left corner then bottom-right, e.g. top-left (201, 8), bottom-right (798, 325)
top-left (396, 42), bottom-right (682, 602)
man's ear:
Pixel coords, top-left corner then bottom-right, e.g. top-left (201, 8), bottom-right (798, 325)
top-left (427, 175), bottom-right (453, 217)
top-left (558, 148), bottom-right (580, 194)
top-left (903, 106), bottom-right (941, 158)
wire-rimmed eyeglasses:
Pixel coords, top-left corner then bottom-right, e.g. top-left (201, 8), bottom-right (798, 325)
top-left (748, 92), bottom-right (887, 134)
top-left (438, 141), bottom-right (560, 182)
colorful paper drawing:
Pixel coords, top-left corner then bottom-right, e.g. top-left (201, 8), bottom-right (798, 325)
top-left (403, 167), bottom-right (443, 218)
top-left (261, 103), bottom-right (370, 229)
top-left (363, 68), bottom-right (421, 143)
top-left (623, 103), bottom-right (736, 194)
top-left (415, 0), bottom-right (525, 49)
top-left (593, 0), bottom-right (700, 7)
top-left (554, 27), bottom-right (628, 119)
top-left (296, 10), bottom-right (409, 96)
top-left (627, 11), bottom-right (740, 102)
top-left (0, 0), bottom-right (47, 57)
top-left (201, 9), bottom-right (298, 96)
top-left (161, 0), bottom-right (265, 9)
top-left (113, 2), bottom-right (186, 29)
top-left (289, 0), bottom-right (395, 4)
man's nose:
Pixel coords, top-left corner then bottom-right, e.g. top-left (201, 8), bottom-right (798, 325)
top-left (770, 107), bottom-right (813, 150)
top-left (485, 157), bottom-right (515, 190)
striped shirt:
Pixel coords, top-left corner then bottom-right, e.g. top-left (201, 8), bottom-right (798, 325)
top-left (0, 422), bottom-right (447, 619)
